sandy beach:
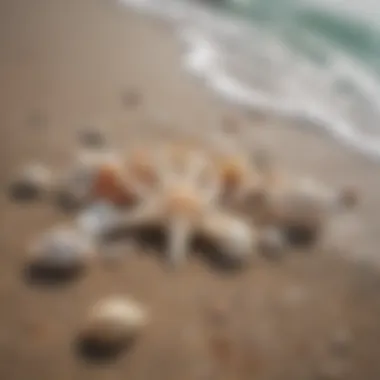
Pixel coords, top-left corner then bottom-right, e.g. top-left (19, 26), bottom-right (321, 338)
top-left (1, 0), bottom-right (380, 379)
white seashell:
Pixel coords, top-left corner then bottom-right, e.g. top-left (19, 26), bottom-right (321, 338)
top-left (10, 163), bottom-right (53, 200)
top-left (81, 296), bottom-right (149, 348)
top-left (200, 213), bottom-right (257, 265)
top-left (28, 225), bottom-right (95, 273)
top-left (76, 202), bottom-right (121, 240)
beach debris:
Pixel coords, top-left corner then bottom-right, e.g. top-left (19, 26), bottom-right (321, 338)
top-left (79, 296), bottom-right (149, 352)
top-left (27, 225), bottom-right (95, 276)
top-left (9, 162), bottom-right (53, 201)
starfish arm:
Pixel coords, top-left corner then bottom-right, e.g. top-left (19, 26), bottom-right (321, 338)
top-left (167, 215), bottom-right (193, 268)
top-left (185, 151), bottom-right (207, 185)
top-left (120, 175), bottom-right (152, 201)
top-left (154, 147), bottom-right (175, 185)
top-left (202, 175), bottom-right (222, 205)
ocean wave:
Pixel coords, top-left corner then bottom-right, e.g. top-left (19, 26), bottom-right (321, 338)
top-left (119, 0), bottom-right (380, 160)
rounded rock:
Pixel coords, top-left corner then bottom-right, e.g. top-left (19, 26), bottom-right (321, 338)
top-left (78, 128), bottom-right (106, 148)
top-left (259, 226), bottom-right (287, 260)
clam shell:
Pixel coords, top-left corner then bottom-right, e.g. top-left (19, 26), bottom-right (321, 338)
top-left (28, 225), bottom-right (95, 273)
top-left (81, 297), bottom-right (149, 348)
top-left (200, 213), bottom-right (257, 265)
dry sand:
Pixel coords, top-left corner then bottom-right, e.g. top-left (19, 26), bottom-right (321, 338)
top-left (1, 0), bottom-right (380, 379)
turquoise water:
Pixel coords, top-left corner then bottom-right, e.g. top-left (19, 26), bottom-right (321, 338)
top-left (219, 0), bottom-right (380, 71)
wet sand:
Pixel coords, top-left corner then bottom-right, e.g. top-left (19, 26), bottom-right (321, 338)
top-left (1, 0), bottom-right (380, 379)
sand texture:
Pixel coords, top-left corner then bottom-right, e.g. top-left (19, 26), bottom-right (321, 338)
top-left (1, 0), bottom-right (380, 379)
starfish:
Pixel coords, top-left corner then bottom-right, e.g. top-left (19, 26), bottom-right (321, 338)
top-left (99, 145), bottom-right (257, 267)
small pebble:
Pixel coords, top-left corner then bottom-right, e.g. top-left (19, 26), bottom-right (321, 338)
top-left (78, 128), bottom-right (106, 148)
top-left (259, 227), bottom-right (287, 260)
top-left (27, 111), bottom-right (48, 130)
top-left (121, 88), bottom-right (142, 108)
top-left (339, 186), bottom-right (359, 209)
top-left (314, 358), bottom-right (348, 380)
top-left (79, 296), bottom-right (149, 351)
top-left (9, 163), bottom-right (53, 201)
top-left (329, 327), bottom-right (352, 356)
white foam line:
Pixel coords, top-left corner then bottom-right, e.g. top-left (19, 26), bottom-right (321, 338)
top-left (182, 28), bottom-right (380, 158)
top-left (119, 0), bottom-right (380, 161)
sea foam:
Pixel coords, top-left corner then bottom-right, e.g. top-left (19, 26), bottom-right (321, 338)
top-left (119, 0), bottom-right (380, 161)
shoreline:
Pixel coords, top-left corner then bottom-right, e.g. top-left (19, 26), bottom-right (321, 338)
top-left (1, 1), bottom-right (380, 379)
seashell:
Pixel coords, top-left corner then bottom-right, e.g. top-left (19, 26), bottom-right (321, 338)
top-left (9, 163), bottom-right (53, 201)
top-left (91, 161), bottom-right (134, 206)
top-left (27, 225), bottom-right (95, 276)
top-left (55, 150), bottom-right (124, 210)
top-left (76, 201), bottom-right (121, 240)
top-left (265, 178), bottom-right (358, 246)
top-left (79, 296), bottom-right (149, 350)
top-left (200, 213), bottom-right (257, 266)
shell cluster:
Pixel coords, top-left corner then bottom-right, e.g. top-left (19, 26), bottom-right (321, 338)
top-left (8, 123), bottom-right (360, 356)
top-left (10, 131), bottom-right (360, 270)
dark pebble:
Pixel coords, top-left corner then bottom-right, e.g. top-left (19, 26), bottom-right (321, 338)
top-left (78, 128), bottom-right (106, 148)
